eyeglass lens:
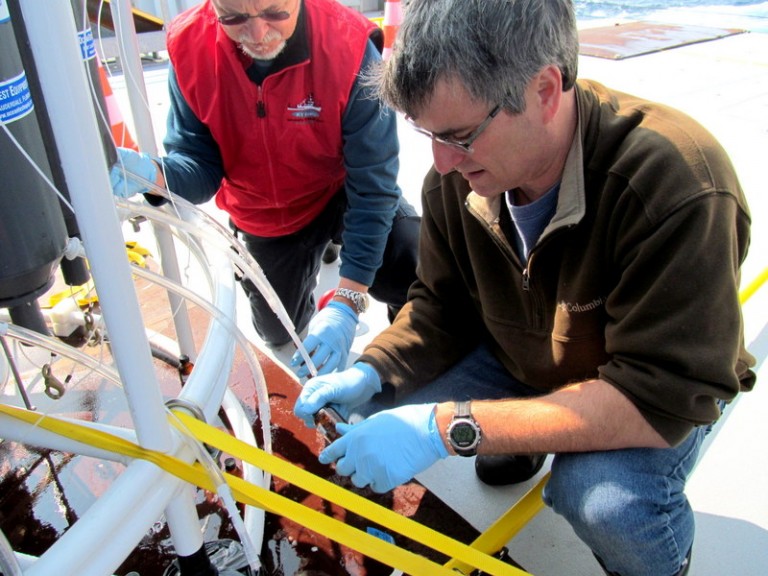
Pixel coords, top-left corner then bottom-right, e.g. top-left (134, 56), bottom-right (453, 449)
top-left (218, 10), bottom-right (291, 25)
top-left (415, 104), bottom-right (501, 153)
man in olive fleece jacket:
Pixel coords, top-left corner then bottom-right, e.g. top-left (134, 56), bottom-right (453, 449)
top-left (294, 1), bottom-right (755, 575)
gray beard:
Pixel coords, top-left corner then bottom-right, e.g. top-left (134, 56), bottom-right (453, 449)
top-left (240, 40), bottom-right (287, 61)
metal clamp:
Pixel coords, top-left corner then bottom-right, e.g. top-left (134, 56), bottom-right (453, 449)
top-left (165, 398), bottom-right (221, 462)
top-left (42, 364), bottom-right (66, 400)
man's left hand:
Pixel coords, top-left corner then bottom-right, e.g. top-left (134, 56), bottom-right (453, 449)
top-left (291, 301), bottom-right (357, 377)
top-left (318, 403), bottom-right (449, 493)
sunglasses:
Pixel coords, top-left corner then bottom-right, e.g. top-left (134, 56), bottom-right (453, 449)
top-left (216, 6), bottom-right (292, 26)
top-left (406, 104), bottom-right (502, 154)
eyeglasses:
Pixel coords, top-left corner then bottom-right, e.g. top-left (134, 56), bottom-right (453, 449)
top-left (406, 104), bottom-right (501, 154)
top-left (216, 4), bottom-right (293, 26)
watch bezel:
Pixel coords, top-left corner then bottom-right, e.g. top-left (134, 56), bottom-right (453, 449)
top-left (446, 401), bottom-right (482, 457)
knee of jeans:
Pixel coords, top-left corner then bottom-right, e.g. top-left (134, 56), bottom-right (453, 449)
top-left (547, 453), bottom-right (696, 576)
top-left (544, 453), bottom-right (635, 535)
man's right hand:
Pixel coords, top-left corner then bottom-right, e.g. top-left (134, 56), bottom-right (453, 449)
top-left (293, 362), bottom-right (381, 427)
top-left (109, 147), bottom-right (158, 198)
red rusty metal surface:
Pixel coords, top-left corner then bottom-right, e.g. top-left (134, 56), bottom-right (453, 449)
top-left (252, 345), bottom-right (488, 575)
top-left (579, 21), bottom-right (745, 60)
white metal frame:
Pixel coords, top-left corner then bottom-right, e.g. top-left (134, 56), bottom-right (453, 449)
top-left (0, 1), bottom-right (305, 573)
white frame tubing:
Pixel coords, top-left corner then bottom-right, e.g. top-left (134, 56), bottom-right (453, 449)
top-left (19, 0), bottom-right (171, 452)
top-left (7, 2), bottom-right (270, 573)
top-left (109, 0), bottom-right (198, 362)
top-left (16, 0), bottom-right (202, 572)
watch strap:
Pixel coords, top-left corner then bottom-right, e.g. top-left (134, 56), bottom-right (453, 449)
top-left (455, 400), bottom-right (471, 418)
top-left (334, 288), bottom-right (369, 314)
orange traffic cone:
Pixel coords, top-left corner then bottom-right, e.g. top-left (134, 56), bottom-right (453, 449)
top-left (382, 0), bottom-right (403, 60)
top-left (96, 59), bottom-right (138, 151)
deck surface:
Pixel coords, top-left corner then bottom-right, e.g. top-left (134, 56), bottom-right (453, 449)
top-left (578, 21), bottom-right (746, 59)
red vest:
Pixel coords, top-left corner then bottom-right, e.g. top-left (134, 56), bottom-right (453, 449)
top-left (166, 0), bottom-right (374, 236)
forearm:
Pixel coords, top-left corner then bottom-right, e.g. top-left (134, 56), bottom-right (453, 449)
top-left (435, 378), bottom-right (669, 456)
top-left (159, 64), bottom-right (224, 203)
top-left (157, 154), bottom-right (222, 203)
top-left (136, 155), bottom-right (220, 206)
top-left (148, 159), bottom-right (166, 190)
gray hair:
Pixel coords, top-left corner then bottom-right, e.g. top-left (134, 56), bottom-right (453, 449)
top-left (367, 0), bottom-right (579, 117)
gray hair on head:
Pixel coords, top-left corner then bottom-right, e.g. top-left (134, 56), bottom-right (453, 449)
top-left (365, 0), bottom-right (579, 118)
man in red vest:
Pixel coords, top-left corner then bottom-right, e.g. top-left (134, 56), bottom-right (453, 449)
top-left (111, 0), bottom-right (418, 376)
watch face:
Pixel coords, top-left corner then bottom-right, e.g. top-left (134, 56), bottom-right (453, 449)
top-left (450, 421), bottom-right (478, 447)
top-left (335, 289), bottom-right (369, 313)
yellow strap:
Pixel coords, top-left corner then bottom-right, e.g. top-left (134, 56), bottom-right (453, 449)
top-left (124, 241), bottom-right (152, 257)
top-left (0, 404), bottom-right (526, 576)
top-left (45, 281), bottom-right (95, 308)
top-left (739, 266), bottom-right (768, 304)
top-left (173, 411), bottom-right (527, 576)
top-left (444, 473), bottom-right (548, 573)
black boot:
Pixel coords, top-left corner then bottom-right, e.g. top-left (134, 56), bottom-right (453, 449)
top-left (322, 242), bottom-right (341, 264)
top-left (474, 453), bottom-right (546, 486)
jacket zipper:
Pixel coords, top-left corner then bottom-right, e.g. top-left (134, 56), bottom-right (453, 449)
top-left (254, 58), bottom-right (306, 118)
top-left (466, 199), bottom-right (547, 326)
top-left (256, 85), bottom-right (266, 117)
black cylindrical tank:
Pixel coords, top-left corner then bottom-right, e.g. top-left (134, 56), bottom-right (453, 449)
top-left (0, 4), bottom-right (68, 318)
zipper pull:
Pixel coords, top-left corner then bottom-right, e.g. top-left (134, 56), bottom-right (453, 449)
top-left (522, 268), bottom-right (530, 291)
top-left (257, 100), bottom-right (266, 117)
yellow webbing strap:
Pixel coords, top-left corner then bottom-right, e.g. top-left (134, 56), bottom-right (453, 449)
top-left (174, 411), bottom-right (526, 576)
top-left (739, 266), bottom-right (768, 304)
top-left (0, 404), bottom-right (526, 576)
top-left (444, 473), bottom-right (549, 573)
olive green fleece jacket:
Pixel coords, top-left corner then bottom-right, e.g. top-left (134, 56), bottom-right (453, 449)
top-left (358, 79), bottom-right (755, 445)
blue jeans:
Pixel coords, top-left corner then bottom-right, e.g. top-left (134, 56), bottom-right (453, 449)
top-left (364, 343), bottom-right (714, 576)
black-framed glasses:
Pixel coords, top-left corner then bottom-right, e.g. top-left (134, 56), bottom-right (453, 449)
top-left (406, 104), bottom-right (502, 154)
top-left (217, 6), bottom-right (292, 26)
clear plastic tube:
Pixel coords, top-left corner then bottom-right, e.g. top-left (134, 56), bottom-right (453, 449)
top-left (117, 178), bottom-right (319, 376)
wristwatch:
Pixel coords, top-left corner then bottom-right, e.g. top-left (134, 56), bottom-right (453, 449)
top-left (334, 288), bottom-right (370, 314)
top-left (446, 400), bottom-right (482, 457)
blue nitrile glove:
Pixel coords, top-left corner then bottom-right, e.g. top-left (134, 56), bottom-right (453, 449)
top-left (109, 147), bottom-right (158, 198)
top-left (290, 301), bottom-right (358, 378)
top-left (319, 403), bottom-right (449, 493)
top-left (293, 362), bottom-right (381, 428)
